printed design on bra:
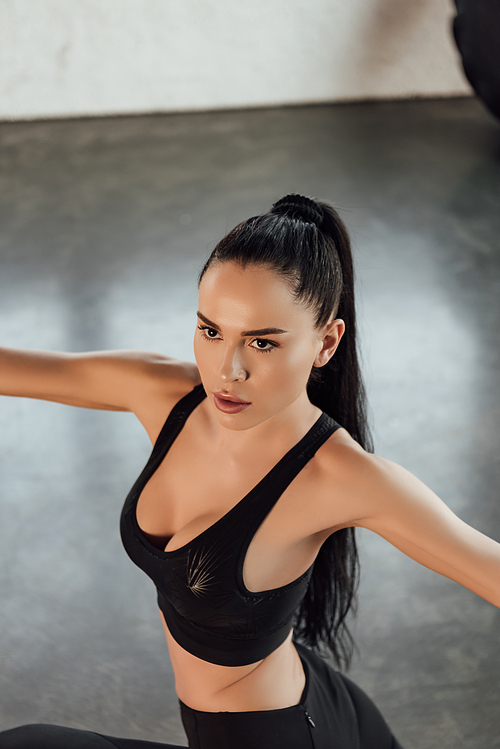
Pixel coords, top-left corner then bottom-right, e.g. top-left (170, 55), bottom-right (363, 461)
top-left (187, 542), bottom-right (227, 598)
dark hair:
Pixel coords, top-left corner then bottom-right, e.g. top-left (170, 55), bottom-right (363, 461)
top-left (198, 194), bottom-right (373, 669)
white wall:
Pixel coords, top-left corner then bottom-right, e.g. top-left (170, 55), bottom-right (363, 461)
top-left (0, 0), bottom-right (471, 121)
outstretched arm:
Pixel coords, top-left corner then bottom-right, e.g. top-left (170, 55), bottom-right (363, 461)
top-left (356, 456), bottom-right (500, 608)
top-left (0, 347), bottom-right (200, 435)
top-left (311, 437), bottom-right (500, 608)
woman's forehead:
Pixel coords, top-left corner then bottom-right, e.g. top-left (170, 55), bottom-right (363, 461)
top-left (198, 262), bottom-right (313, 329)
top-left (199, 261), bottom-right (290, 298)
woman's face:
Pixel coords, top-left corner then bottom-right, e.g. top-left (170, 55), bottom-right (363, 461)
top-left (194, 261), bottom-right (343, 431)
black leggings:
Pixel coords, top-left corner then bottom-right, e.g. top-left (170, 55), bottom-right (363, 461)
top-left (0, 645), bottom-right (402, 749)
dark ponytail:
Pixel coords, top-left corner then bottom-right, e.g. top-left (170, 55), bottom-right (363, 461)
top-left (199, 194), bottom-right (372, 669)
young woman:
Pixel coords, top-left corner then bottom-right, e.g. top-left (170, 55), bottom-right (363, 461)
top-left (0, 194), bottom-right (499, 749)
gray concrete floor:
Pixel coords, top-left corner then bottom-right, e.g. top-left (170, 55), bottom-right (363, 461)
top-left (0, 98), bottom-right (499, 748)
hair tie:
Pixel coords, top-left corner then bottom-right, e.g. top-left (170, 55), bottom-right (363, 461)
top-left (271, 194), bottom-right (323, 228)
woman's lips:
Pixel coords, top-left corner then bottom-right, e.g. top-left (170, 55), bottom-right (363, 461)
top-left (213, 392), bottom-right (251, 414)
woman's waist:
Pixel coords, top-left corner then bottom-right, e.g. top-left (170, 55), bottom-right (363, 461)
top-left (162, 617), bottom-right (305, 712)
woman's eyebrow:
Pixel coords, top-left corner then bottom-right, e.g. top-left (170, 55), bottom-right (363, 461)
top-left (197, 311), bottom-right (288, 337)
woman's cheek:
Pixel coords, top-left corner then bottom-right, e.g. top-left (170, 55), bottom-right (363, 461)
top-left (262, 347), bottom-right (311, 394)
top-left (193, 337), bottom-right (209, 375)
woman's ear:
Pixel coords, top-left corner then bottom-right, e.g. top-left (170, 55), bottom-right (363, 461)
top-left (313, 319), bottom-right (345, 368)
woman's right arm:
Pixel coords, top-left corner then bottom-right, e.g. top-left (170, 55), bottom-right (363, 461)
top-left (0, 347), bottom-right (200, 434)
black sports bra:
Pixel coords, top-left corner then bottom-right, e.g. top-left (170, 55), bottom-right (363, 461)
top-left (120, 384), bottom-right (340, 667)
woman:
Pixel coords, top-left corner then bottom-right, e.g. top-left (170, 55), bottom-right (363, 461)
top-left (0, 194), bottom-right (499, 749)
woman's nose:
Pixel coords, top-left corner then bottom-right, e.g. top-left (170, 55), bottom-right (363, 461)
top-left (217, 345), bottom-right (248, 382)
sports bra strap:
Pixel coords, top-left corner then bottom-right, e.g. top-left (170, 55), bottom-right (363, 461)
top-left (234, 412), bottom-right (340, 582)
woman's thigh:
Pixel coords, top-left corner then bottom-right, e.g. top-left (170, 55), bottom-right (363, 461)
top-left (0, 724), bottom-right (185, 749)
top-left (296, 644), bottom-right (403, 749)
top-left (339, 676), bottom-right (404, 749)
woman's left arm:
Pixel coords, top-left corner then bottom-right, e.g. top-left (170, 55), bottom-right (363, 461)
top-left (354, 455), bottom-right (500, 608)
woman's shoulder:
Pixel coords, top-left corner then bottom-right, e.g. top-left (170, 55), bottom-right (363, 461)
top-left (305, 428), bottom-right (398, 534)
top-left (136, 352), bottom-right (201, 390)
top-left (127, 353), bottom-right (201, 442)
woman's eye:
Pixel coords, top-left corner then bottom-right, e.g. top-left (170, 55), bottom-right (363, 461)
top-left (198, 325), bottom-right (220, 340)
top-left (251, 339), bottom-right (277, 352)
